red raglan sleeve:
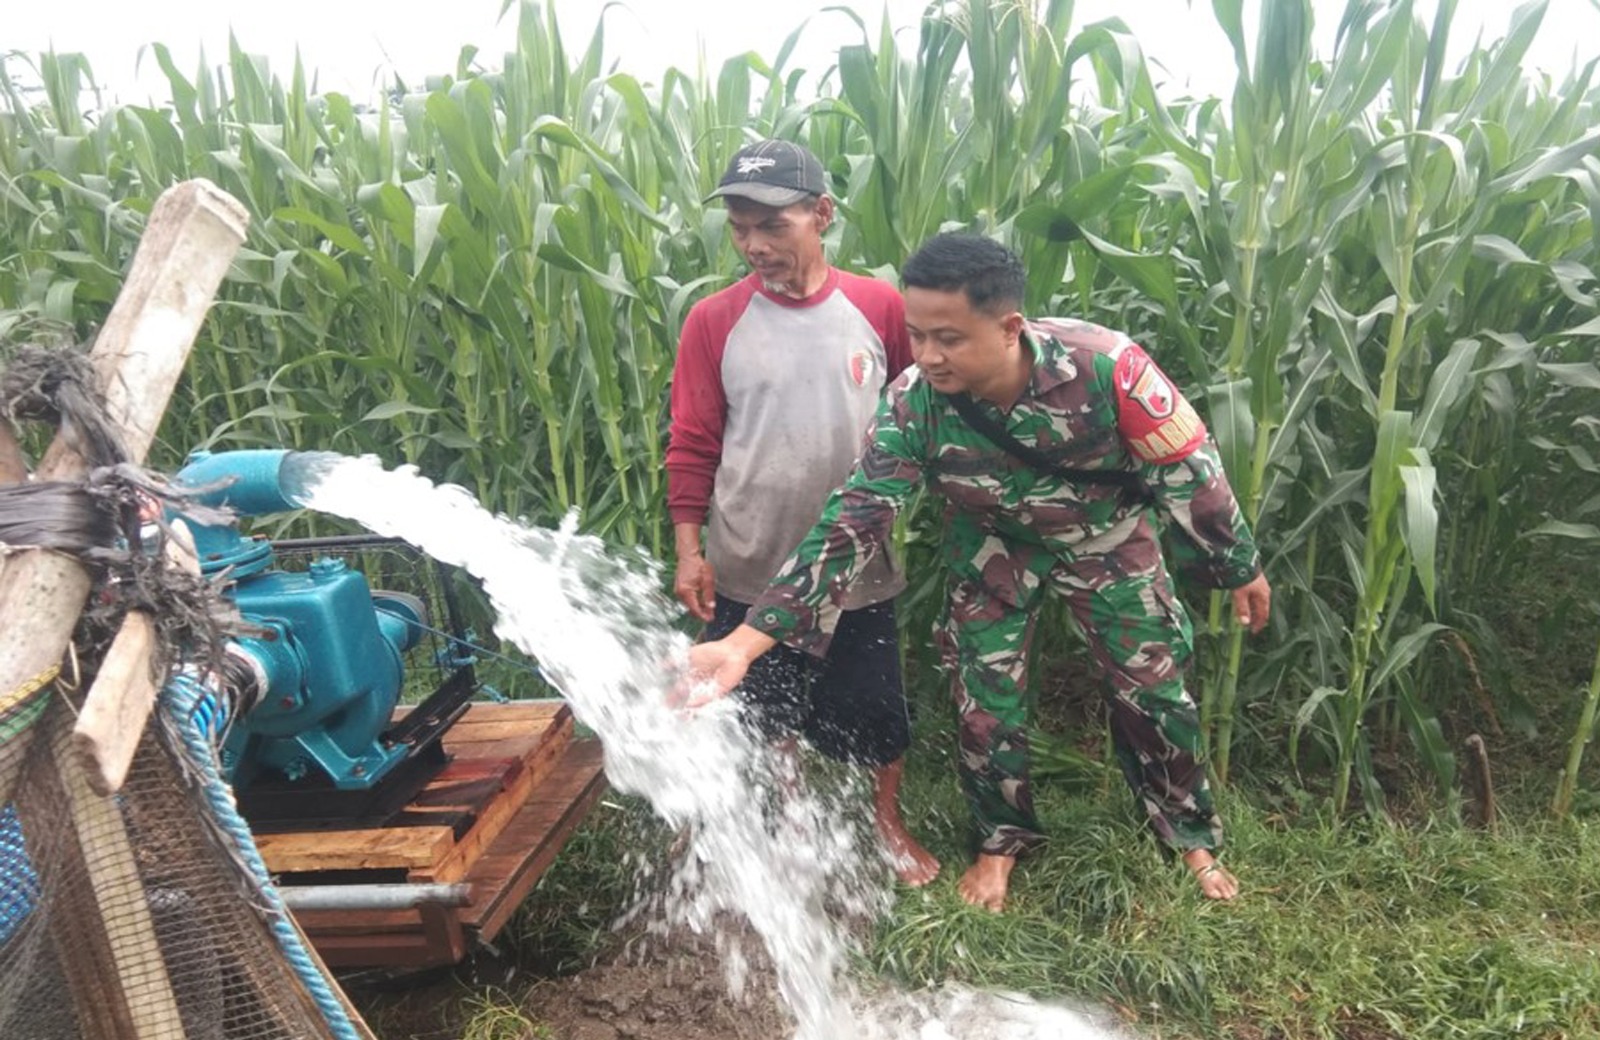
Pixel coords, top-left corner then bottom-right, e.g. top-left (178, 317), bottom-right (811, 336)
top-left (666, 302), bottom-right (728, 526)
top-left (838, 274), bottom-right (913, 381)
top-left (881, 289), bottom-right (913, 380)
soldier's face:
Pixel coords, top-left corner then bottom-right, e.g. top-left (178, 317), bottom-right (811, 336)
top-left (726, 196), bottom-right (833, 296)
top-left (904, 287), bottom-right (1025, 397)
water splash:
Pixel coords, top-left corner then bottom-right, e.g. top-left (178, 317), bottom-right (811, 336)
top-left (285, 452), bottom-right (879, 1037)
top-left (282, 452), bottom-right (1125, 1040)
top-left (858, 986), bottom-right (1123, 1039)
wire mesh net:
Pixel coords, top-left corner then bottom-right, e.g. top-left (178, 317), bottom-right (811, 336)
top-left (0, 682), bottom-right (354, 1039)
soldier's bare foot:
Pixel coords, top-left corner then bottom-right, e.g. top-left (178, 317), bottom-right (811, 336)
top-left (879, 817), bottom-right (941, 886)
top-left (958, 853), bottom-right (1015, 911)
top-left (1183, 849), bottom-right (1239, 900)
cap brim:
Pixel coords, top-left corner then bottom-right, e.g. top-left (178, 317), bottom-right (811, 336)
top-left (706, 182), bottom-right (815, 207)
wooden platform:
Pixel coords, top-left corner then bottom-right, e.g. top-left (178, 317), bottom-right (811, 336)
top-left (259, 700), bottom-right (609, 969)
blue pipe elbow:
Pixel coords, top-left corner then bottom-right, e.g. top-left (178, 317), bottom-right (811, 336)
top-left (174, 449), bottom-right (298, 515)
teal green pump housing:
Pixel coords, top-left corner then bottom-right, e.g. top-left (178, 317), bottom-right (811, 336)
top-left (174, 450), bottom-right (424, 790)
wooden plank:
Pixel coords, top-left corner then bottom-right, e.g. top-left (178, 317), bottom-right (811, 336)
top-left (0, 416), bottom-right (24, 485)
top-left (282, 907), bottom-right (462, 973)
top-left (396, 698), bottom-right (565, 735)
top-left (289, 908), bottom-right (426, 935)
top-left (258, 824), bottom-right (456, 873)
top-left (72, 521), bottom-right (200, 796)
top-left (463, 740), bottom-right (608, 940)
top-left (412, 756), bottom-right (524, 806)
top-left (419, 902), bottom-right (468, 965)
top-left (438, 705), bottom-right (571, 760)
top-left (435, 699), bottom-right (568, 732)
top-left (37, 704), bottom-right (188, 1038)
top-left (70, 611), bottom-right (161, 795)
top-left (257, 705), bottom-right (570, 876)
top-left (311, 932), bottom-right (455, 971)
top-left (409, 714), bottom-right (572, 883)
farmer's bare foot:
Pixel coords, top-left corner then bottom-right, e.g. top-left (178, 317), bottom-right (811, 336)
top-left (1183, 848), bottom-right (1239, 900)
top-left (958, 853), bottom-right (1015, 911)
top-left (872, 759), bottom-right (940, 885)
top-left (879, 816), bottom-right (941, 886)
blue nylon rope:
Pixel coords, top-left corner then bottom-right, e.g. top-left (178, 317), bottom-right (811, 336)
top-left (162, 674), bottom-right (363, 1040)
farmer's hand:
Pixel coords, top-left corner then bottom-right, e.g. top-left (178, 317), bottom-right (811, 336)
top-left (1232, 572), bottom-right (1272, 634)
top-left (671, 625), bottom-right (777, 709)
top-left (674, 552), bottom-right (717, 621)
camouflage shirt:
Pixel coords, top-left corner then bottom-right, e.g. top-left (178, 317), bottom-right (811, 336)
top-left (746, 317), bottom-right (1262, 655)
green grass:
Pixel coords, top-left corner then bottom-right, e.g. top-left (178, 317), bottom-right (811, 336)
top-left (870, 732), bottom-right (1600, 1038)
top-left (350, 556), bottom-right (1600, 1040)
top-left (6, 0), bottom-right (1600, 815)
top-left (379, 666), bottom-right (1600, 1040)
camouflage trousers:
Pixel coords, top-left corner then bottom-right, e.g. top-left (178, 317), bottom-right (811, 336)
top-left (935, 528), bottom-right (1224, 858)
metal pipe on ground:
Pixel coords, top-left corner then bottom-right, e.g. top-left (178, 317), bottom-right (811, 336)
top-left (277, 884), bottom-right (472, 913)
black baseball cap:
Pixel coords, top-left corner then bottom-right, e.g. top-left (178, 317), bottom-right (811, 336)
top-left (707, 139), bottom-right (827, 207)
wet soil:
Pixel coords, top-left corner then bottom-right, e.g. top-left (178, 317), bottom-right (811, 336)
top-left (525, 949), bottom-right (789, 1040)
top-left (350, 931), bottom-right (789, 1040)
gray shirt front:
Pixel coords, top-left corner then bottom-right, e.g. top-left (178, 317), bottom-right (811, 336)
top-left (667, 270), bottom-right (911, 609)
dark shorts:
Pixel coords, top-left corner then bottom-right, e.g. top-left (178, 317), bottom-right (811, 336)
top-left (704, 594), bottom-right (911, 768)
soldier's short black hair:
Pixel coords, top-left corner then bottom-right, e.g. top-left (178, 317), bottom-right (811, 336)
top-left (902, 234), bottom-right (1025, 315)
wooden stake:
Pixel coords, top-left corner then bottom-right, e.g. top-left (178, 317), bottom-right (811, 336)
top-left (73, 520), bottom-right (200, 795)
top-left (0, 179), bottom-right (248, 702)
top-left (42, 707), bottom-right (191, 1039)
top-left (0, 417), bottom-right (24, 485)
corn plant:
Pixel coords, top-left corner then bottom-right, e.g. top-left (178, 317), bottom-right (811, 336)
top-left (3, 0), bottom-right (1598, 810)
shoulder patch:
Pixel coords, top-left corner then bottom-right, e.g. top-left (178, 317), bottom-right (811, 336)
top-left (1113, 345), bottom-right (1206, 464)
top-left (849, 348), bottom-right (876, 388)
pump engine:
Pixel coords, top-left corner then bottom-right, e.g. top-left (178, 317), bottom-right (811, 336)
top-left (173, 450), bottom-right (473, 803)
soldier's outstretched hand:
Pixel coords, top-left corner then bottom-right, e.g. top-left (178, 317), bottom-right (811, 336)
top-left (675, 639), bottom-right (750, 708)
top-left (1232, 572), bottom-right (1272, 634)
top-left (670, 624), bottom-right (778, 709)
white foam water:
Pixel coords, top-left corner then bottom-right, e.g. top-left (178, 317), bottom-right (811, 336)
top-left (284, 452), bottom-right (1124, 1040)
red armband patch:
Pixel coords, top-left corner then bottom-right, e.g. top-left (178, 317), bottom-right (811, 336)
top-left (1114, 346), bottom-right (1207, 464)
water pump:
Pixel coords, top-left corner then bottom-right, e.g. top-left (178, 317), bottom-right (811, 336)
top-left (173, 449), bottom-right (463, 796)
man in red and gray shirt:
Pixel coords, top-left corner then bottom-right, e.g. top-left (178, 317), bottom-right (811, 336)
top-left (666, 140), bottom-right (939, 885)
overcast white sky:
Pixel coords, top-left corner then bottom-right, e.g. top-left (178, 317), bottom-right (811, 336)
top-left (5, 0), bottom-right (1598, 104)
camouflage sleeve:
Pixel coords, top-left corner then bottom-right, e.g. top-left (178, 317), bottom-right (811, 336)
top-left (1143, 439), bottom-right (1262, 589)
top-left (744, 377), bottom-right (929, 656)
top-left (1109, 346), bottom-right (1261, 589)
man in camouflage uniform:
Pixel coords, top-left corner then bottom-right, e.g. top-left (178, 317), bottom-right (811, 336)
top-left (685, 234), bottom-right (1271, 910)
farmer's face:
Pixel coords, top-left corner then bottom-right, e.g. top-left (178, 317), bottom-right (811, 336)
top-left (726, 196), bottom-right (832, 295)
top-left (904, 286), bottom-right (1025, 399)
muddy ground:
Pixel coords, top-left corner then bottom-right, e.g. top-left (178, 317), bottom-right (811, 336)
top-left (351, 932), bottom-right (791, 1040)
top-left (521, 950), bottom-right (790, 1040)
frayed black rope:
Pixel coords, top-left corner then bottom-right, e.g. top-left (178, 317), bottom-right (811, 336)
top-left (0, 481), bottom-right (120, 558)
top-left (2, 344), bottom-right (247, 681)
top-left (75, 466), bottom-right (248, 680)
top-left (0, 343), bottom-right (128, 469)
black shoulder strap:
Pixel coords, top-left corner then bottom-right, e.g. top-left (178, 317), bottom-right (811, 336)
top-left (946, 392), bottom-right (1154, 504)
